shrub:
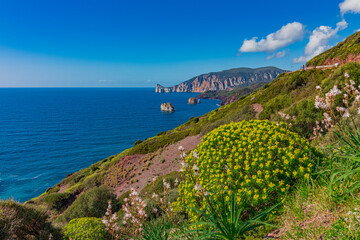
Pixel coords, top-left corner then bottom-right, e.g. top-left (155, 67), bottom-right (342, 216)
top-left (63, 217), bottom-right (109, 240)
top-left (156, 131), bottom-right (166, 136)
top-left (134, 139), bottom-right (143, 146)
top-left (177, 120), bottom-right (323, 221)
top-left (59, 186), bottom-right (118, 223)
top-left (45, 185), bottom-right (60, 194)
top-left (43, 192), bottom-right (72, 211)
top-left (0, 200), bottom-right (60, 240)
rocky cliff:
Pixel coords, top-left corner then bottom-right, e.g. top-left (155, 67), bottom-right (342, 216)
top-left (155, 67), bottom-right (285, 93)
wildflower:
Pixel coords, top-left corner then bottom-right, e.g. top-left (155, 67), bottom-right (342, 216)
top-left (193, 164), bottom-right (199, 175)
top-left (343, 109), bottom-right (351, 118)
top-left (344, 72), bottom-right (350, 78)
top-left (178, 146), bottom-right (184, 151)
top-left (348, 211), bottom-right (352, 215)
top-left (193, 151), bottom-right (199, 159)
top-left (336, 106), bottom-right (346, 113)
top-left (194, 183), bottom-right (201, 191)
top-left (356, 95), bottom-right (360, 103)
top-left (163, 179), bottom-right (171, 189)
top-left (330, 85), bottom-right (342, 96)
top-left (181, 161), bottom-right (188, 168)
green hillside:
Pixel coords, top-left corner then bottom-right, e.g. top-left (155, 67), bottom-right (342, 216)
top-left (307, 31), bottom-right (360, 66)
top-left (27, 62), bottom-right (360, 210)
top-left (4, 32), bottom-right (360, 239)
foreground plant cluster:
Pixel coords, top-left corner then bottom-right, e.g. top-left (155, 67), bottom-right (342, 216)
top-left (3, 62), bottom-right (360, 240)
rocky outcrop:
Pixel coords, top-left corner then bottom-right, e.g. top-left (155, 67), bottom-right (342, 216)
top-left (160, 103), bottom-right (175, 112)
top-left (322, 53), bottom-right (360, 66)
top-left (219, 95), bottom-right (239, 106)
top-left (188, 97), bottom-right (197, 104)
top-left (155, 67), bottom-right (285, 93)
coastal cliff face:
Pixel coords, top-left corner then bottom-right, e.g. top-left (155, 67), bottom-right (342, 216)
top-left (155, 67), bottom-right (285, 93)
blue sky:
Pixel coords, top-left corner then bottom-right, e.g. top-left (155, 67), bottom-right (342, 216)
top-left (0, 0), bottom-right (359, 87)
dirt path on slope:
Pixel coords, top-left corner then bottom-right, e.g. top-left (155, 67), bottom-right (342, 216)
top-left (251, 103), bottom-right (263, 119)
top-left (111, 134), bottom-right (203, 197)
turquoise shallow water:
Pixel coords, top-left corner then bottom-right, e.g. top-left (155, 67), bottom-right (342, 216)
top-left (0, 88), bottom-right (219, 202)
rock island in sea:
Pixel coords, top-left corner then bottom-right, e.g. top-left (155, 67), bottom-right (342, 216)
top-left (160, 102), bottom-right (175, 112)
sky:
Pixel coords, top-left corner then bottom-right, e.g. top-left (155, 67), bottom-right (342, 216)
top-left (0, 0), bottom-right (359, 87)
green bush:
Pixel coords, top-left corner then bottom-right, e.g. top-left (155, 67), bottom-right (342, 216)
top-left (177, 120), bottom-right (323, 221)
top-left (63, 217), bottom-right (109, 240)
top-left (156, 131), bottom-right (166, 136)
top-left (134, 139), bottom-right (143, 146)
top-left (45, 185), bottom-right (60, 194)
top-left (43, 192), bottom-right (72, 211)
top-left (59, 186), bottom-right (118, 223)
top-left (0, 200), bottom-right (60, 240)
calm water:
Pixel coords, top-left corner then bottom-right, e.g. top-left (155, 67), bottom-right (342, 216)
top-left (0, 88), bottom-right (219, 202)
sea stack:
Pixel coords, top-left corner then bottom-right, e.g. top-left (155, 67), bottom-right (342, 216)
top-left (161, 102), bottom-right (175, 112)
top-left (188, 97), bottom-right (197, 104)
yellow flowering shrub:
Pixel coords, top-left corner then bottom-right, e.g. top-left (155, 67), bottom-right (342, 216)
top-left (177, 120), bottom-right (322, 221)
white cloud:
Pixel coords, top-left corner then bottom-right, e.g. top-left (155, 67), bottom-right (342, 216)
top-left (340, 0), bottom-right (360, 15)
top-left (239, 22), bottom-right (305, 53)
top-left (293, 20), bottom-right (348, 63)
top-left (266, 50), bottom-right (287, 60)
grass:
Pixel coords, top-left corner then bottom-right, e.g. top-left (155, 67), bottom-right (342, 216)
top-left (16, 32), bottom-right (360, 237)
top-left (26, 62), bottom-right (360, 222)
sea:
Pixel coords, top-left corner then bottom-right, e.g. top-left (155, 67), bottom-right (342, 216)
top-left (0, 88), bottom-right (220, 202)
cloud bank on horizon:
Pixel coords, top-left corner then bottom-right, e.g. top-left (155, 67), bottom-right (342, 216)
top-left (239, 0), bottom-right (360, 64)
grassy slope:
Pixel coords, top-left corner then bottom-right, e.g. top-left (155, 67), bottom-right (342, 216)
top-left (307, 31), bottom-right (360, 66)
top-left (27, 62), bottom-right (360, 224)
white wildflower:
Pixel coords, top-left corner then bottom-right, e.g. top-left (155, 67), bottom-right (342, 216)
top-left (343, 109), bottom-right (351, 118)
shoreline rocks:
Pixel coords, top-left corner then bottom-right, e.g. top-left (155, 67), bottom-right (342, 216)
top-left (188, 97), bottom-right (197, 104)
top-left (161, 102), bottom-right (175, 112)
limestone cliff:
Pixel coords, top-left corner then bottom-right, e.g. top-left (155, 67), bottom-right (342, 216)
top-left (155, 67), bottom-right (285, 93)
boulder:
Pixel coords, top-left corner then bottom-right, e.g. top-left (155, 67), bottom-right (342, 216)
top-left (161, 103), bottom-right (175, 112)
top-left (188, 97), bottom-right (197, 104)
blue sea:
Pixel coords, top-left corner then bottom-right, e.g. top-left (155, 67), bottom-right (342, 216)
top-left (0, 88), bottom-right (219, 202)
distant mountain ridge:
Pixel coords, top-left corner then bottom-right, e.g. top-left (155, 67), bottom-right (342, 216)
top-left (155, 66), bottom-right (286, 93)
